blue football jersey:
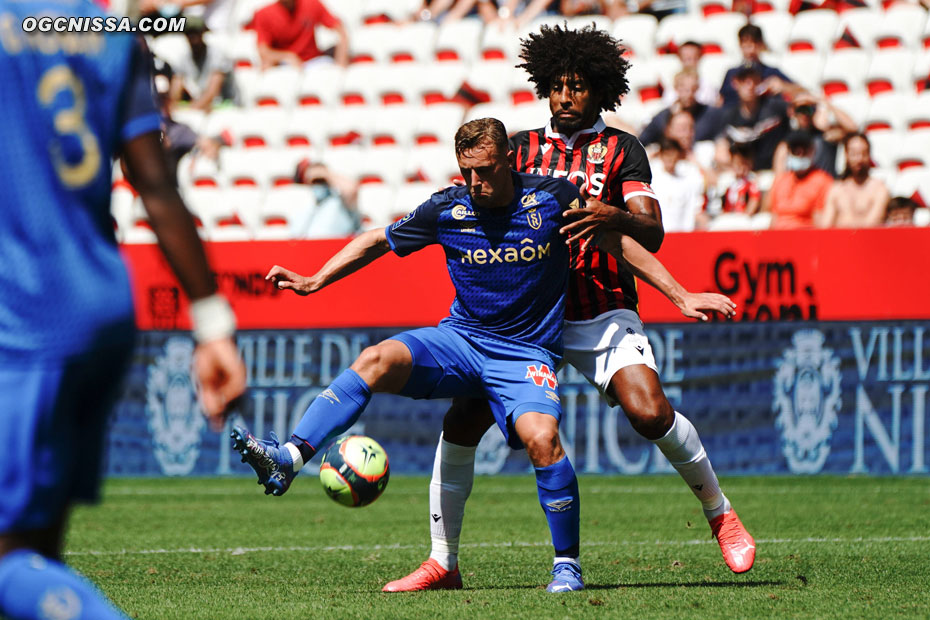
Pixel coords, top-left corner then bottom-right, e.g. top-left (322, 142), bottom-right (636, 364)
top-left (0, 0), bottom-right (161, 357)
top-left (385, 172), bottom-right (581, 358)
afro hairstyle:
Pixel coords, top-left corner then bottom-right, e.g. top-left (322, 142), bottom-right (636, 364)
top-left (517, 23), bottom-right (631, 113)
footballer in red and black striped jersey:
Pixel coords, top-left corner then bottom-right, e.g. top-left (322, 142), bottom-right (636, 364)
top-left (510, 119), bottom-right (659, 321)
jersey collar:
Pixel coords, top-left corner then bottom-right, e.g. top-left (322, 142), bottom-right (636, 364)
top-left (545, 117), bottom-right (606, 150)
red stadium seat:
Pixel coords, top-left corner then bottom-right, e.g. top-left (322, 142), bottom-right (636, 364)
top-left (821, 49), bottom-right (869, 96)
top-left (865, 50), bottom-right (915, 97)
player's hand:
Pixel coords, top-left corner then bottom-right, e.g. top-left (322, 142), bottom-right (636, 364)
top-left (265, 265), bottom-right (315, 295)
top-left (560, 197), bottom-right (624, 244)
top-left (678, 292), bottom-right (737, 322)
top-left (194, 337), bottom-right (246, 430)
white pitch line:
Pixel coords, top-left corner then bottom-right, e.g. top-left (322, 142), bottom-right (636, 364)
top-left (64, 536), bottom-right (930, 558)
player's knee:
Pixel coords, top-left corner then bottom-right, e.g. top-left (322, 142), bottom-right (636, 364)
top-left (443, 399), bottom-right (492, 447)
top-left (351, 344), bottom-right (402, 381)
top-left (623, 394), bottom-right (674, 441)
top-left (519, 421), bottom-right (563, 466)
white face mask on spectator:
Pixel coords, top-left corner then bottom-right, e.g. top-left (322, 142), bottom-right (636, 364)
top-left (786, 155), bottom-right (812, 172)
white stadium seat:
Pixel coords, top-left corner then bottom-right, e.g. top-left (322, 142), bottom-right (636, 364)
top-left (865, 50), bottom-right (915, 97)
top-left (863, 93), bottom-right (911, 133)
top-left (751, 12), bottom-right (793, 55)
top-left (612, 14), bottom-right (657, 59)
top-left (435, 18), bottom-right (483, 63)
top-left (356, 183), bottom-right (397, 229)
top-left (821, 49), bottom-right (869, 97)
top-left (788, 10), bottom-right (839, 53)
top-left (874, 4), bottom-right (928, 50)
top-left (296, 63), bottom-right (345, 107)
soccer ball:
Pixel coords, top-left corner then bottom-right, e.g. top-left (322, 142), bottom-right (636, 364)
top-left (319, 435), bottom-right (390, 507)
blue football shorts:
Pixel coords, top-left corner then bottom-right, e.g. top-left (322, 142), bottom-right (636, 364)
top-left (389, 325), bottom-right (563, 450)
top-left (0, 341), bottom-right (133, 533)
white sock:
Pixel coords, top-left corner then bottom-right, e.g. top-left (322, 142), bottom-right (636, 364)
top-left (652, 412), bottom-right (729, 520)
top-left (554, 556), bottom-right (580, 568)
top-left (284, 442), bottom-right (303, 472)
top-left (427, 434), bottom-right (476, 571)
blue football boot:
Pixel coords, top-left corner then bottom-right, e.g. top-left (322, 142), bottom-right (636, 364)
top-left (231, 426), bottom-right (297, 496)
top-left (546, 561), bottom-right (584, 592)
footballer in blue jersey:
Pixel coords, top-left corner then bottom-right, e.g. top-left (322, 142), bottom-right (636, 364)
top-left (234, 118), bottom-right (585, 590)
top-left (0, 2), bottom-right (245, 618)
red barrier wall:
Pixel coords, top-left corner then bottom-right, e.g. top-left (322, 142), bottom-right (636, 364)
top-left (123, 228), bottom-right (930, 330)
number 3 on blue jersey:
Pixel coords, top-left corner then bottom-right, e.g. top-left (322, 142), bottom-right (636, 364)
top-left (37, 65), bottom-right (102, 189)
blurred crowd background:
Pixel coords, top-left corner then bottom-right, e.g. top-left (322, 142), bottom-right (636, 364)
top-left (108, 0), bottom-right (930, 242)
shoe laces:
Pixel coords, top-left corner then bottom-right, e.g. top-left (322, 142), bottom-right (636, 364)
top-left (713, 513), bottom-right (743, 545)
top-left (417, 560), bottom-right (444, 580)
top-left (551, 561), bottom-right (581, 580)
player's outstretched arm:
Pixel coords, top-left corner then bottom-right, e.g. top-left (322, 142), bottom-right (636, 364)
top-left (122, 131), bottom-right (246, 426)
top-left (266, 228), bottom-right (391, 295)
top-left (601, 233), bottom-right (736, 322)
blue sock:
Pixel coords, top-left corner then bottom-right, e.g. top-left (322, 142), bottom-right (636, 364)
top-left (535, 456), bottom-right (580, 558)
top-left (291, 369), bottom-right (372, 457)
top-left (0, 549), bottom-right (129, 620)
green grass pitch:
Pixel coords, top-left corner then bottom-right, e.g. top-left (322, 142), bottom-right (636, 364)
top-left (67, 476), bottom-right (929, 619)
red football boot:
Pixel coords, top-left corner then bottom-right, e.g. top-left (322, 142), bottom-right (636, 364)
top-left (382, 559), bottom-right (463, 592)
top-left (710, 509), bottom-right (756, 573)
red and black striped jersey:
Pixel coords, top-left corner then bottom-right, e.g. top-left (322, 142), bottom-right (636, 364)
top-left (510, 118), bottom-right (658, 322)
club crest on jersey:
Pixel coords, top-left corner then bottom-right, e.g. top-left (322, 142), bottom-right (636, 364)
top-left (526, 364), bottom-right (558, 389)
top-left (587, 142), bottom-right (607, 165)
top-left (526, 208), bottom-right (542, 230)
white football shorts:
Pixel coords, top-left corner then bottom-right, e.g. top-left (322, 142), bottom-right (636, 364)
top-left (562, 309), bottom-right (658, 406)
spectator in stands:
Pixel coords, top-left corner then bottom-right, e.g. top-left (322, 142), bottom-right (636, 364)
top-left (772, 93), bottom-right (857, 177)
top-left (253, 0), bottom-right (348, 69)
top-left (140, 0), bottom-right (237, 35)
top-left (764, 130), bottom-right (833, 228)
top-left (719, 24), bottom-right (799, 108)
top-left (290, 158), bottom-right (360, 238)
top-left (721, 142), bottom-right (761, 215)
top-left (634, 0), bottom-right (687, 21)
top-left (642, 69), bottom-right (721, 147)
top-left (884, 196), bottom-right (919, 227)
top-left (659, 41), bottom-right (719, 107)
top-left (821, 133), bottom-right (889, 228)
top-left (167, 17), bottom-right (231, 112)
top-left (716, 63), bottom-right (789, 171)
top-left (560, 0), bottom-right (628, 19)
top-left (649, 137), bottom-right (706, 232)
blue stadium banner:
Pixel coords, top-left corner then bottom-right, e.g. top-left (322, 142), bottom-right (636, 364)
top-left (109, 321), bottom-right (930, 477)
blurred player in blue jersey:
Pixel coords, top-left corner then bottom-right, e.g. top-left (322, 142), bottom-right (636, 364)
top-left (0, 1), bottom-right (247, 618)
top-left (233, 117), bottom-right (589, 591)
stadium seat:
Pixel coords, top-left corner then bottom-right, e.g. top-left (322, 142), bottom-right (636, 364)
top-left (319, 145), bottom-right (367, 184)
top-left (110, 183), bottom-right (137, 235)
top-left (864, 130), bottom-right (899, 170)
top-left (895, 130), bottom-right (930, 171)
top-left (222, 186), bottom-right (265, 232)
top-left (862, 92), bottom-right (910, 133)
top-left (357, 146), bottom-right (407, 186)
top-left (834, 8), bottom-right (879, 51)
top-left (404, 144), bottom-right (461, 186)
top-left (751, 0), bottom-right (791, 13)
top-left (865, 50), bottom-right (915, 97)
top-left (413, 103), bottom-right (465, 146)
top-left (566, 15), bottom-right (614, 33)
top-left (415, 61), bottom-right (468, 105)
top-left (361, 0), bottom-right (420, 24)
top-left (121, 220), bottom-right (158, 244)
top-left (828, 92), bottom-right (870, 128)
top-left (393, 182), bottom-right (435, 219)
top-left (903, 92), bottom-right (930, 130)
top-left (370, 104), bottom-right (422, 147)
top-left (463, 102), bottom-right (520, 132)
top-left (708, 213), bottom-right (754, 231)
top-left (264, 148), bottom-right (313, 186)
top-left (350, 24), bottom-right (397, 64)
top-left (324, 105), bottom-right (376, 147)
top-left (356, 183), bottom-right (396, 229)
top-left (480, 22), bottom-right (521, 61)
top-left (654, 13), bottom-right (703, 54)
top-left (695, 54), bottom-right (734, 94)
top-left (911, 50), bottom-right (930, 93)
top-left (612, 14), bottom-right (658, 59)
top-left (653, 54), bottom-right (684, 97)
top-left (170, 107), bottom-right (207, 135)
top-left (435, 18), bottom-right (483, 63)
top-left (509, 100), bottom-right (552, 134)
top-left (246, 66), bottom-right (300, 108)
top-left (915, 208), bottom-right (930, 227)
top-left (236, 107), bottom-right (288, 149)
top-left (873, 4), bottom-right (928, 49)
top-left (254, 185), bottom-right (316, 240)
top-left (820, 49), bottom-right (869, 96)
top-left (625, 62), bottom-right (664, 104)
top-left (232, 67), bottom-right (260, 107)
top-left (185, 154), bottom-right (224, 190)
top-left (750, 212), bottom-right (773, 230)
top-left (788, 10), bottom-right (839, 53)
top-left (202, 107), bottom-right (246, 144)
top-left (465, 61), bottom-right (523, 104)
top-left (286, 107), bottom-right (333, 148)
top-left (696, 13), bottom-right (746, 56)
top-left (220, 148), bottom-right (265, 188)
top-left (296, 63), bottom-right (345, 107)
top-left (393, 22), bottom-right (439, 63)
top-left (751, 12), bottom-right (793, 55)
top-left (518, 15), bottom-right (566, 41)
top-left (340, 63), bottom-right (383, 106)
top-left (230, 0), bottom-right (275, 31)
top-left (227, 31), bottom-right (260, 69)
